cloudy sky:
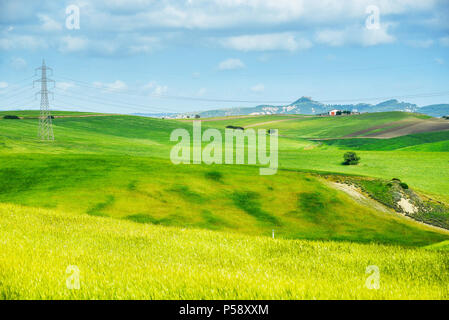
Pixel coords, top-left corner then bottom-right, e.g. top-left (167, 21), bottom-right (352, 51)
top-left (0, 0), bottom-right (448, 114)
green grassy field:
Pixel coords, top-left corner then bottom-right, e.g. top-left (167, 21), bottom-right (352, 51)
top-left (0, 110), bottom-right (104, 118)
top-left (218, 112), bottom-right (429, 139)
top-left (1, 203), bottom-right (448, 299)
top-left (0, 110), bottom-right (448, 299)
top-left (320, 131), bottom-right (449, 151)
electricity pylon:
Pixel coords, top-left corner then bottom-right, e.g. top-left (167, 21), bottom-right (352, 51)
top-left (34, 59), bottom-right (55, 141)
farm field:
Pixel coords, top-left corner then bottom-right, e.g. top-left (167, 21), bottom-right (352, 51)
top-left (200, 113), bottom-right (449, 200)
top-left (0, 110), bottom-right (449, 299)
top-left (1, 203), bottom-right (448, 300)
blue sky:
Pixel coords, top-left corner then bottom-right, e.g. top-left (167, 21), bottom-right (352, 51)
top-left (0, 0), bottom-right (448, 114)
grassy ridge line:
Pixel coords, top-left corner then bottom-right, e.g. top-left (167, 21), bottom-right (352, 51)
top-left (202, 112), bottom-right (429, 139)
top-left (319, 130), bottom-right (449, 151)
top-left (1, 202), bottom-right (448, 299)
top-left (0, 112), bottom-right (448, 203)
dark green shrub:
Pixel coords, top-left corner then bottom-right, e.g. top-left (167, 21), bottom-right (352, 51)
top-left (205, 171), bottom-right (222, 181)
top-left (399, 182), bottom-right (409, 189)
top-left (226, 125), bottom-right (244, 130)
top-left (3, 115), bottom-right (20, 119)
top-left (342, 152), bottom-right (360, 165)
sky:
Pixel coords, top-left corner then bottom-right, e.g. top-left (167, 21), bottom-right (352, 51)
top-left (0, 0), bottom-right (448, 114)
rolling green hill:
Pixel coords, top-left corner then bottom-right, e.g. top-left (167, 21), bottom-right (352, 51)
top-left (1, 110), bottom-right (449, 299)
top-left (320, 131), bottom-right (449, 151)
top-left (1, 110), bottom-right (448, 241)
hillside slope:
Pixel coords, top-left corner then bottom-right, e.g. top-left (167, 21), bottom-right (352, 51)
top-left (1, 203), bottom-right (448, 299)
top-left (0, 111), bottom-right (448, 244)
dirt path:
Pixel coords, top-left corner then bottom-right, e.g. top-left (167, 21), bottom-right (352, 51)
top-left (330, 182), bottom-right (449, 234)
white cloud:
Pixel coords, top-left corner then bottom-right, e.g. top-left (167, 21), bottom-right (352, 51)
top-left (93, 80), bottom-right (128, 91)
top-left (434, 58), bottom-right (444, 65)
top-left (197, 88), bottom-right (207, 96)
top-left (0, 0), bottom-right (444, 57)
top-left (315, 24), bottom-right (395, 47)
top-left (439, 36), bottom-right (449, 47)
top-left (362, 24), bottom-right (396, 46)
top-left (218, 58), bottom-right (245, 70)
top-left (56, 82), bottom-right (76, 91)
top-left (152, 85), bottom-right (168, 96)
top-left (59, 36), bottom-right (88, 53)
top-left (407, 39), bottom-right (433, 48)
top-left (10, 57), bottom-right (27, 70)
top-left (315, 30), bottom-right (345, 46)
top-left (128, 36), bottom-right (159, 54)
top-left (0, 35), bottom-right (46, 50)
top-left (250, 84), bottom-right (265, 93)
top-left (142, 81), bottom-right (168, 96)
top-left (0, 82), bottom-right (8, 89)
top-left (81, 0), bottom-right (438, 30)
top-left (221, 33), bottom-right (311, 52)
top-left (142, 81), bottom-right (156, 91)
top-left (38, 14), bottom-right (62, 31)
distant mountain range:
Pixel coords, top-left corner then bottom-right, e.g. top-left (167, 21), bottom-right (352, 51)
top-left (134, 97), bottom-right (449, 118)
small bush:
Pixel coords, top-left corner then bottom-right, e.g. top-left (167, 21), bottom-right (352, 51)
top-left (342, 152), bottom-right (360, 165)
top-left (3, 115), bottom-right (20, 119)
top-left (205, 171), bottom-right (223, 181)
top-left (399, 182), bottom-right (409, 190)
top-left (392, 178), bottom-right (401, 182)
top-left (226, 125), bottom-right (244, 130)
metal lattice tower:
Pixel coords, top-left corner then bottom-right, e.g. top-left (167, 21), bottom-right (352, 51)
top-left (35, 59), bottom-right (55, 141)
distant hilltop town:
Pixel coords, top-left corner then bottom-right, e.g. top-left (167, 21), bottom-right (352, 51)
top-left (134, 97), bottom-right (449, 119)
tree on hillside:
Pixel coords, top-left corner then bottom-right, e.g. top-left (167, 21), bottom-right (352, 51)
top-left (342, 152), bottom-right (360, 165)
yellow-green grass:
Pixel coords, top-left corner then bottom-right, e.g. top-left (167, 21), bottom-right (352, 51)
top-left (1, 111), bottom-right (449, 299)
top-left (424, 240), bottom-right (449, 251)
top-left (1, 154), bottom-right (447, 246)
top-left (319, 131), bottom-right (449, 151)
top-left (224, 112), bottom-right (430, 139)
top-left (280, 149), bottom-right (449, 202)
top-left (0, 110), bottom-right (104, 118)
top-left (199, 113), bottom-right (449, 200)
top-left (1, 203), bottom-right (448, 299)
top-left (1, 112), bottom-right (448, 228)
top-left (184, 114), bottom-right (301, 128)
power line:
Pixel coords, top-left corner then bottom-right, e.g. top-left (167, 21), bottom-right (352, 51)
top-left (0, 94), bottom-right (34, 106)
top-left (321, 91), bottom-right (449, 104)
top-left (0, 85), bottom-right (34, 101)
top-left (54, 76), bottom-right (293, 104)
top-left (54, 74), bottom-right (449, 107)
top-left (0, 98), bottom-right (36, 111)
top-left (54, 89), bottom-right (180, 113)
